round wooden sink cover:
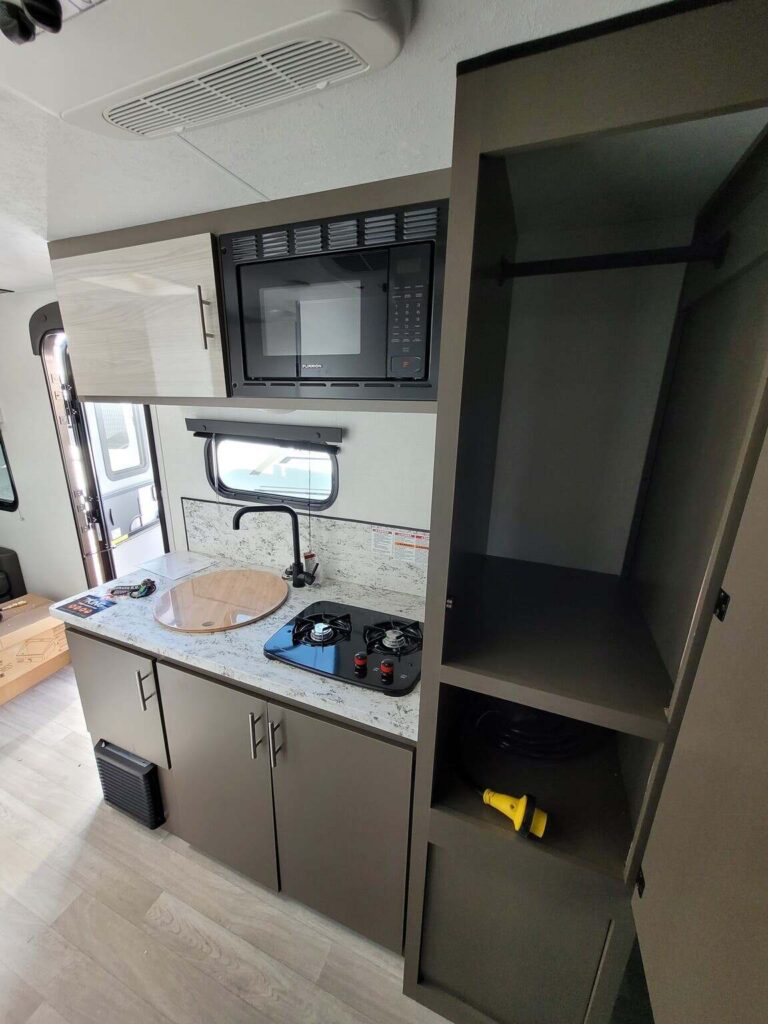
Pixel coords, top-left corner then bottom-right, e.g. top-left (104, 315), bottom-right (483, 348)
top-left (154, 569), bottom-right (288, 633)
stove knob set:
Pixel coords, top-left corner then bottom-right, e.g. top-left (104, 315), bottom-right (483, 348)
top-left (354, 651), bottom-right (368, 677)
top-left (380, 659), bottom-right (395, 685)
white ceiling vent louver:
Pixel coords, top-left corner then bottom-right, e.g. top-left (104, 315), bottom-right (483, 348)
top-left (106, 39), bottom-right (367, 138)
top-left (0, 1), bottom-right (412, 138)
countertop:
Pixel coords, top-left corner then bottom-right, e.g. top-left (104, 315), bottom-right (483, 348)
top-left (50, 560), bottom-right (423, 743)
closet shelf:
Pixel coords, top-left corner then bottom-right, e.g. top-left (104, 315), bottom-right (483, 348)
top-left (430, 733), bottom-right (634, 882)
top-left (441, 557), bottom-right (672, 741)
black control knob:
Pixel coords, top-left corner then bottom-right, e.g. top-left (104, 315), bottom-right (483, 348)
top-left (380, 659), bottom-right (395, 685)
top-left (354, 651), bottom-right (368, 676)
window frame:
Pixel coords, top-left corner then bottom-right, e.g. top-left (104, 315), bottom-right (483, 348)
top-left (204, 434), bottom-right (339, 511)
top-left (93, 403), bottom-right (149, 482)
top-left (0, 431), bottom-right (19, 512)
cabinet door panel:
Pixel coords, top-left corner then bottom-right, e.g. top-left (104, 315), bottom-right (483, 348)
top-left (269, 704), bottom-right (412, 950)
top-left (67, 630), bottom-right (169, 768)
top-left (159, 666), bottom-right (278, 890)
top-left (52, 234), bottom-right (226, 400)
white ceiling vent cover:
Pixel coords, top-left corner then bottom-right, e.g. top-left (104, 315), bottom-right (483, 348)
top-left (106, 39), bottom-right (367, 138)
top-left (0, 1), bottom-right (412, 138)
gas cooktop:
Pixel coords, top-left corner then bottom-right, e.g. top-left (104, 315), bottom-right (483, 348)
top-left (263, 600), bottom-right (423, 696)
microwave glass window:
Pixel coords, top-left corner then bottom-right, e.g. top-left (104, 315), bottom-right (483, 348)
top-left (260, 280), bottom-right (362, 357)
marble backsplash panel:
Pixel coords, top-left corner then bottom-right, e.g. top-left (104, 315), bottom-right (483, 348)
top-left (182, 498), bottom-right (429, 599)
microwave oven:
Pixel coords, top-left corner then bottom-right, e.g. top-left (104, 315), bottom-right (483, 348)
top-left (219, 199), bottom-right (447, 401)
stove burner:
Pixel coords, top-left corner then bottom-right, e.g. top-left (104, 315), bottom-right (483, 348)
top-left (294, 612), bottom-right (352, 647)
top-left (364, 619), bottom-right (423, 658)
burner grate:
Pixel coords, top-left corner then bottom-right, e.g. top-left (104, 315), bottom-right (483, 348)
top-left (364, 619), bottom-right (423, 658)
top-left (293, 612), bottom-right (352, 647)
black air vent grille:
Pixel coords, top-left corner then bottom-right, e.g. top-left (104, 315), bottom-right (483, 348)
top-left (293, 224), bottom-right (323, 254)
top-left (227, 202), bottom-right (444, 264)
top-left (261, 229), bottom-right (290, 258)
top-left (94, 740), bottom-right (165, 830)
top-left (404, 207), bottom-right (439, 239)
top-left (231, 235), bottom-right (258, 262)
top-left (327, 219), bottom-right (359, 250)
top-left (364, 213), bottom-right (397, 245)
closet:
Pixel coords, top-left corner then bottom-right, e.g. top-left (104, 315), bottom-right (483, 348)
top-left (404, 3), bottom-right (768, 1024)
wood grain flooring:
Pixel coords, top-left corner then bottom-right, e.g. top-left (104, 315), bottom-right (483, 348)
top-left (0, 668), bottom-right (446, 1024)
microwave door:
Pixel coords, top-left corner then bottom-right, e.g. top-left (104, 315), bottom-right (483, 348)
top-left (296, 252), bottom-right (388, 380)
top-left (239, 262), bottom-right (300, 380)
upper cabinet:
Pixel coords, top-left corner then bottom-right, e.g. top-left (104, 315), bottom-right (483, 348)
top-left (51, 233), bottom-right (227, 400)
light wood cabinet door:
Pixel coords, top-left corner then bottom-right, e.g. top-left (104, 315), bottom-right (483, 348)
top-left (158, 665), bottom-right (278, 890)
top-left (67, 630), bottom-right (169, 768)
top-left (51, 234), bottom-right (227, 400)
top-left (268, 703), bottom-right (413, 951)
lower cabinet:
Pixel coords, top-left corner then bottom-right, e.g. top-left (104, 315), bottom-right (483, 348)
top-left (269, 704), bottom-right (413, 951)
top-left (157, 665), bottom-right (413, 950)
top-left (69, 635), bottom-right (415, 951)
top-left (67, 630), bottom-right (169, 768)
top-left (157, 665), bottom-right (279, 890)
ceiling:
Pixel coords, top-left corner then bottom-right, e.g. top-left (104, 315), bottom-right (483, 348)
top-left (0, 0), bottom-right (667, 293)
top-left (506, 109), bottom-right (768, 234)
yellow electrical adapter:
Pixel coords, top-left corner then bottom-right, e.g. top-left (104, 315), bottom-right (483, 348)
top-left (483, 789), bottom-right (548, 839)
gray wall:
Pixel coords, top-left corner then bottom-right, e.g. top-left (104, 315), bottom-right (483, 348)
top-left (487, 219), bottom-right (692, 575)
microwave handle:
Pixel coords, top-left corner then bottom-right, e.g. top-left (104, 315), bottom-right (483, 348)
top-left (196, 285), bottom-right (215, 350)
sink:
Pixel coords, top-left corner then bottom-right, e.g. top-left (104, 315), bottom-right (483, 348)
top-left (153, 568), bottom-right (288, 633)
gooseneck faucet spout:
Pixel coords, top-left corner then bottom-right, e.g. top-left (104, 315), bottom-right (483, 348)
top-left (232, 505), bottom-right (311, 588)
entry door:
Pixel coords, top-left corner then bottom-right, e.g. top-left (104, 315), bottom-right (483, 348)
top-left (633, 427), bottom-right (768, 1023)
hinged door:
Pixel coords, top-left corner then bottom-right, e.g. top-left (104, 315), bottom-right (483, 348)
top-left (51, 233), bottom-right (227, 400)
top-left (633, 427), bottom-right (768, 1024)
top-left (68, 630), bottom-right (169, 768)
top-left (267, 703), bottom-right (412, 951)
top-left (158, 665), bottom-right (278, 890)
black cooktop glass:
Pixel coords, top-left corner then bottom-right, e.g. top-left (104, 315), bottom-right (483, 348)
top-left (263, 600), bottom-right (422, 696)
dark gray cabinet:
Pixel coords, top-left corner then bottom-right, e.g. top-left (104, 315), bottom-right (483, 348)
top-left (157, 665), bottom-right (278, 890)
top-left (268, 703), bottom-right (412, 952)
top-left (67, 630), bottom-right (169, 768)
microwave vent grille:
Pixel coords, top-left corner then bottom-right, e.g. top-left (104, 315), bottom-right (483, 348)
top-left (227, 203), bottom-right (443, 265)
top-left (104, 39), bottom-right (367, 138)
top-left (364, 213), bottom-right (397, 245)
top-left (293, 224), bottom-right (323, 254)
top-left (327, 219), bottom-right (359, 250)
top-left (403, 207), bottom-right (439, 240)
top-left (261, 229), bottom-right (290, 258)
top-left (231, 235), bottom-right (259, 262)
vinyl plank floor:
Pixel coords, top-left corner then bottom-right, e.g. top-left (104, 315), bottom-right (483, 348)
top-left (0, 668), bottom-right (448, 1024)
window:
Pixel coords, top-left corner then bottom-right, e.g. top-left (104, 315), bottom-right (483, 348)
top-left (93, 404), bottom-right (149, 481)
top-left (0, 432), bottom-right (18, 512)
top-left (206, 436), bottom-right (338, 510)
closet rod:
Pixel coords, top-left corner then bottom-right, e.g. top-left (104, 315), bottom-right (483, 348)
top-left (498, 234), bottom-right (728, 281)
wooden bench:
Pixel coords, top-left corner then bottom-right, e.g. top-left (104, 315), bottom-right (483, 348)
top-left (0, 594), bottom-right (70, 706)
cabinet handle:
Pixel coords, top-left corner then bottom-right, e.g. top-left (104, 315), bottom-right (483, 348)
top-left (267, 720), bottom-right (282, 768)
top-left (196, 285), bottom-right (215, 350)
top-left (248, 712), bottom-right (264, 760)
top-left (135, 669), bottom-right (156, 711)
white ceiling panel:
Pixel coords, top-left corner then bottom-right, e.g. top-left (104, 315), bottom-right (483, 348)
top-left (0, 0), bottom-right (666, 291)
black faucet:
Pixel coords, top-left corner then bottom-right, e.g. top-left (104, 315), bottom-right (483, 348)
top-left (232, 505), bottom-right (316, 588)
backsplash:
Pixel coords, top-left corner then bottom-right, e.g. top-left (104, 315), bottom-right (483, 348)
top-left (182, 498), bottom-right (429, 599)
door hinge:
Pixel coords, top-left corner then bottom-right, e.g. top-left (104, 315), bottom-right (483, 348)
top-left (445, 596), bottom-right (454, 611)
top-left (714, 588), bottom-right (731, 622)
top-left (636, 867), bottom-right (645, 898)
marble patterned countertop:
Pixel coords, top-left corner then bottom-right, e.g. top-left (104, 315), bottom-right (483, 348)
top-left (50, 559), bottom-right (424, 743)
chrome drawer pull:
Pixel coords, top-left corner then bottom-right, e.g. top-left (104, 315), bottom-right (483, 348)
top-left (197, 285), bottom-right (215, 350)
top-left (135, 669), bottom-right (156, 711)
top-left (248, 712), bottom-right (264, 760)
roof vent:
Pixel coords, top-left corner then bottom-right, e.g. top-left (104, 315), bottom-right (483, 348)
top-left (105, 39), bottom-right (367, 138)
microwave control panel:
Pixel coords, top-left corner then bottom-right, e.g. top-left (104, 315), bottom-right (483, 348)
top-left (387, 243), bottom-right (432, 379)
